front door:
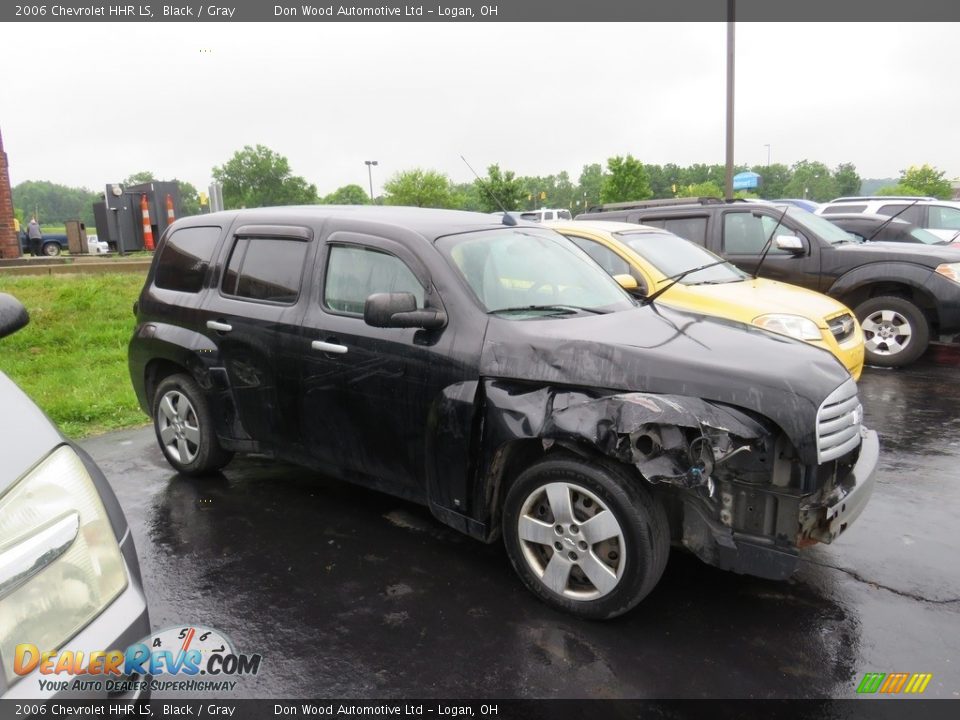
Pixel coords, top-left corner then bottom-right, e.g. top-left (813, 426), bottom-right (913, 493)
top-left (299, 231), bottom-right (473, 502)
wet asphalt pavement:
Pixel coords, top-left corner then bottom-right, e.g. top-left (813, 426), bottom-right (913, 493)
top-left (81, 353), bottom-right (960, 700)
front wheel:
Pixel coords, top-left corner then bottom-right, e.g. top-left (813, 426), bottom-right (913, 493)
top-left (502, 455), bottom-right (669, 619)
top-left (152, 373), bottom-right (233, 475)
top-left (854, 295), bottom-right (930, 368)
top-left (42, 242), bottom-right (61, 256)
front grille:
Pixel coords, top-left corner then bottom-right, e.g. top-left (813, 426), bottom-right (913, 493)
top-left (827, 312), bottom-right (857, 343)
top-left (816, 378), bottom-right (863, 463)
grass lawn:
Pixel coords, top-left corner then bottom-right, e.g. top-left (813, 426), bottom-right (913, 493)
top-left (0, 273), bottom-right (149, 438)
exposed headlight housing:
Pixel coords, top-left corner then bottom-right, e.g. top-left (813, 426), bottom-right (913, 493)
top-left (935, 263), bottom-right (960, 283)
top-left (753, 313), bottom-right (823, 341)
top-left (0, 446), bottom-right (127, 683)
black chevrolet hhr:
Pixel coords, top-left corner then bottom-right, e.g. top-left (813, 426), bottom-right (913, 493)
top-left (129, 206), bottom-right (878, 619)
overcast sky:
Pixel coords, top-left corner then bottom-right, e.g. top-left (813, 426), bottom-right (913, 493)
top-left (2, 22), bottom-right (958, 198)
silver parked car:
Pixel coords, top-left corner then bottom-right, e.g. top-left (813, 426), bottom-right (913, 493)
top-left (0, 293), bottom-right (150, 699)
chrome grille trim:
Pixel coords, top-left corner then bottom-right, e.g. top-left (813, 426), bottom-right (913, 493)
top-left (827, 313), bottom-right (856, 343)
top-left (816, 378), bottom-right (863, 463)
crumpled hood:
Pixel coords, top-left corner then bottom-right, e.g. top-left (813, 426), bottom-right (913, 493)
top-left (0, 371), bottom-right (64, 494)
top-left (480, 304), bottom-right (852, 462)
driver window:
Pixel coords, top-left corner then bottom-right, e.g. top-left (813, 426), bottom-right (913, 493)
top-left (723, 213), bottom-right (792, 254)
top-left (324, 245), bottom-right (424, 315)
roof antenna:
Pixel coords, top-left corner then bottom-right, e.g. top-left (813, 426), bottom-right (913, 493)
top-left (460, 155), bottom-right (516, 226)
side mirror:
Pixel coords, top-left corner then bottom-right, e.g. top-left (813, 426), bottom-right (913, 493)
top-left (0, 293), bottom-right (29, 340)
top-left (364, 292), bottom-right (447, 330)
top-left (613, 274), bottom-right (639, 291)
top-left (775, 235), bottom-right (805, 254)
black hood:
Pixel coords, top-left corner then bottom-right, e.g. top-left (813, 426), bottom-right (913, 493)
top-left (480, 304), bottom-right (852, 462)
top-left (832, 240), bottom-right (960, 267)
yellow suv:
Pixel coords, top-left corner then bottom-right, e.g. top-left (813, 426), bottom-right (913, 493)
top-left (550, 220), bottom-right (864, 379)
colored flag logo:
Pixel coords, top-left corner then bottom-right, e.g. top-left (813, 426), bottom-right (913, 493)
top-left (857, 672), bottom-right (932, 694)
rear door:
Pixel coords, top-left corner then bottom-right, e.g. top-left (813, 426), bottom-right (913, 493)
top-left (200, 224), bottom-right (315, 451)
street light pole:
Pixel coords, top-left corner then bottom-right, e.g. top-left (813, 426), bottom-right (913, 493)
top-left (764, 143), bottom-right (771, 167)
top-left (364, 160), bottom-right (378, 204)
top-left (724, 0), bottom-right (736, 201)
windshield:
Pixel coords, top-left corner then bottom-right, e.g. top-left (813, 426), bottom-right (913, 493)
top-left (786, 207), bottom-right (856, 244)
top-left (437, 228), bottom-right (635, 317)
top-left (619, 231), bottom-right (747, 284)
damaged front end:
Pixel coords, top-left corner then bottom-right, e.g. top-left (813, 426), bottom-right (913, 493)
top-left (479, 380), bottom-right (878, 581)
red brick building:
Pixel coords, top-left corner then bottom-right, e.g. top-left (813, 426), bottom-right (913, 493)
top-left (0, 127), bottom-right (21, 258)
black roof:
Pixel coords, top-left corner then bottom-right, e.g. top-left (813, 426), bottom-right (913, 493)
top-left (178, 205), bottom-right (511, 242)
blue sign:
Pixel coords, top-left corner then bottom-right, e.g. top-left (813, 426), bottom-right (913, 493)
top-left (733, 171), bottom-right (761, 190)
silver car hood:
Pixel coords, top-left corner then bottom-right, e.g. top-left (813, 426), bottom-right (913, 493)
top-left (0, 371), bottom-right (63, 493)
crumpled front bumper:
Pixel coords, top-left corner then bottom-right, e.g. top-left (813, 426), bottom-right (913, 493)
top-left (677, 426), bottom-right (879, 581)
top-left (804, 427), bottom-right (879, 544)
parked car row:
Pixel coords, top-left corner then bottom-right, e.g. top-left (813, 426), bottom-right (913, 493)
top-left (127, 205), bottom-right (878, 620)
top-left (577, 197), bottom-right (960, 367)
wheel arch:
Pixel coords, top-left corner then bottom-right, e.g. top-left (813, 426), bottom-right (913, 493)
top-left (830, 266), bottom-right (940, 330)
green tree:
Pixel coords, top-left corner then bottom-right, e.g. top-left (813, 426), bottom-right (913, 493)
top-left (783, 160), bottom-right (838, 202)
top-left (600, 155), bottom-right (652, 204)
top-left (685, 181), bottom-right (723, 198)
top-left (833, 162), bottom-right (862, 197)
top-left (211, 144), bottom-right (318, 209)
top-left (451, 182), bottom-right (482, 211)
top-left (751, 163), bottom-right (792, 198)
top-left (123, 171), bottom-right (156, 186)
top-left (12, 180), bottom-right (99, 226)
top-left (475, 164), bottom-right (526, 213)
top-left (896, 164), bottom-right (953, 199)
top-left (320, 184), bottom-right (371, 205)
top-left (383, 168), bottom-right (458, 208)
top-left (875, 183), bottom-right (927, 197)
top-left (577, 163), bottom-right (605, 210)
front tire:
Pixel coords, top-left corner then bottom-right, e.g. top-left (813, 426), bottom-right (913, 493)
top-left (854, 295), bottom-right (929, 368)
top-left (152, 373), bottom-right (233, 475)
top-left (42, 242), bottom-right (61, 256)
top-left (502, 455), bottom-right (669, 619)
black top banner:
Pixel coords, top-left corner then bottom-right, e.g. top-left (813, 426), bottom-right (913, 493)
top-left (4, 0), bottom-right (960, 22)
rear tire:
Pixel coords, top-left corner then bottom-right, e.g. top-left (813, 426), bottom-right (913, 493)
top-left (854, 295), bottom-right (929, 368)
top-left (502, 455), bottom-right (669, 619)
top-left (42, 242), bottom-right (61, 257)
top-left (152, 373), bottom-right (233, 475)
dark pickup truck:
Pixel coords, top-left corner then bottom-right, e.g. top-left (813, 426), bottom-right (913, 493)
top-left (577, 198), bottom-right (960, 367)
top-left (18, 230), bottom-right (68, 256)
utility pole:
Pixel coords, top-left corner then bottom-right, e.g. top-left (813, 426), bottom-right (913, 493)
top-left (724, 0), bottom-right (736, 201)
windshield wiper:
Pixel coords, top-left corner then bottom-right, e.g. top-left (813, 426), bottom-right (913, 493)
top-left (865, 200), bottom-right (921, 242)
top-left (489, 304), bottom-right (607, 316)
top-left (647, 260), bottom-right (731, 303)
top-left (753, 205), bottom-right (790, 278)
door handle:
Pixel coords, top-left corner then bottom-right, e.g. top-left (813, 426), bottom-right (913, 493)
top-left (311, 340), bottom-right (348, 355)
top-left (206, 320), bottom-right (233, 333)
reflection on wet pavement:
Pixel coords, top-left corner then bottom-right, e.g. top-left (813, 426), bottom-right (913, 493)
top-left (83, 356), bottom-right (960, 699)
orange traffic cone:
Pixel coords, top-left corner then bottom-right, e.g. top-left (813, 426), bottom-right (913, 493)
top-left (141, 194), bottom-right (155, 251)
top-left (166, 194), bottom-right (176, 224)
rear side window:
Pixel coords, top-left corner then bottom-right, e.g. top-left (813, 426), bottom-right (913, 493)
top-left (221, 236), bottom-right (309, 304)
top-left (155, 226), bottom-right (221, 292)
top-left (324, 245), bottom-right (424, 315)
top-left (822, 204), bottom-right (865, 214)
top-left (635, 216), bottom-right (708, 246)
top-left (929, 205), bottom-right (960, 230)
top-left (878, 204), bottom-right (923, 225)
